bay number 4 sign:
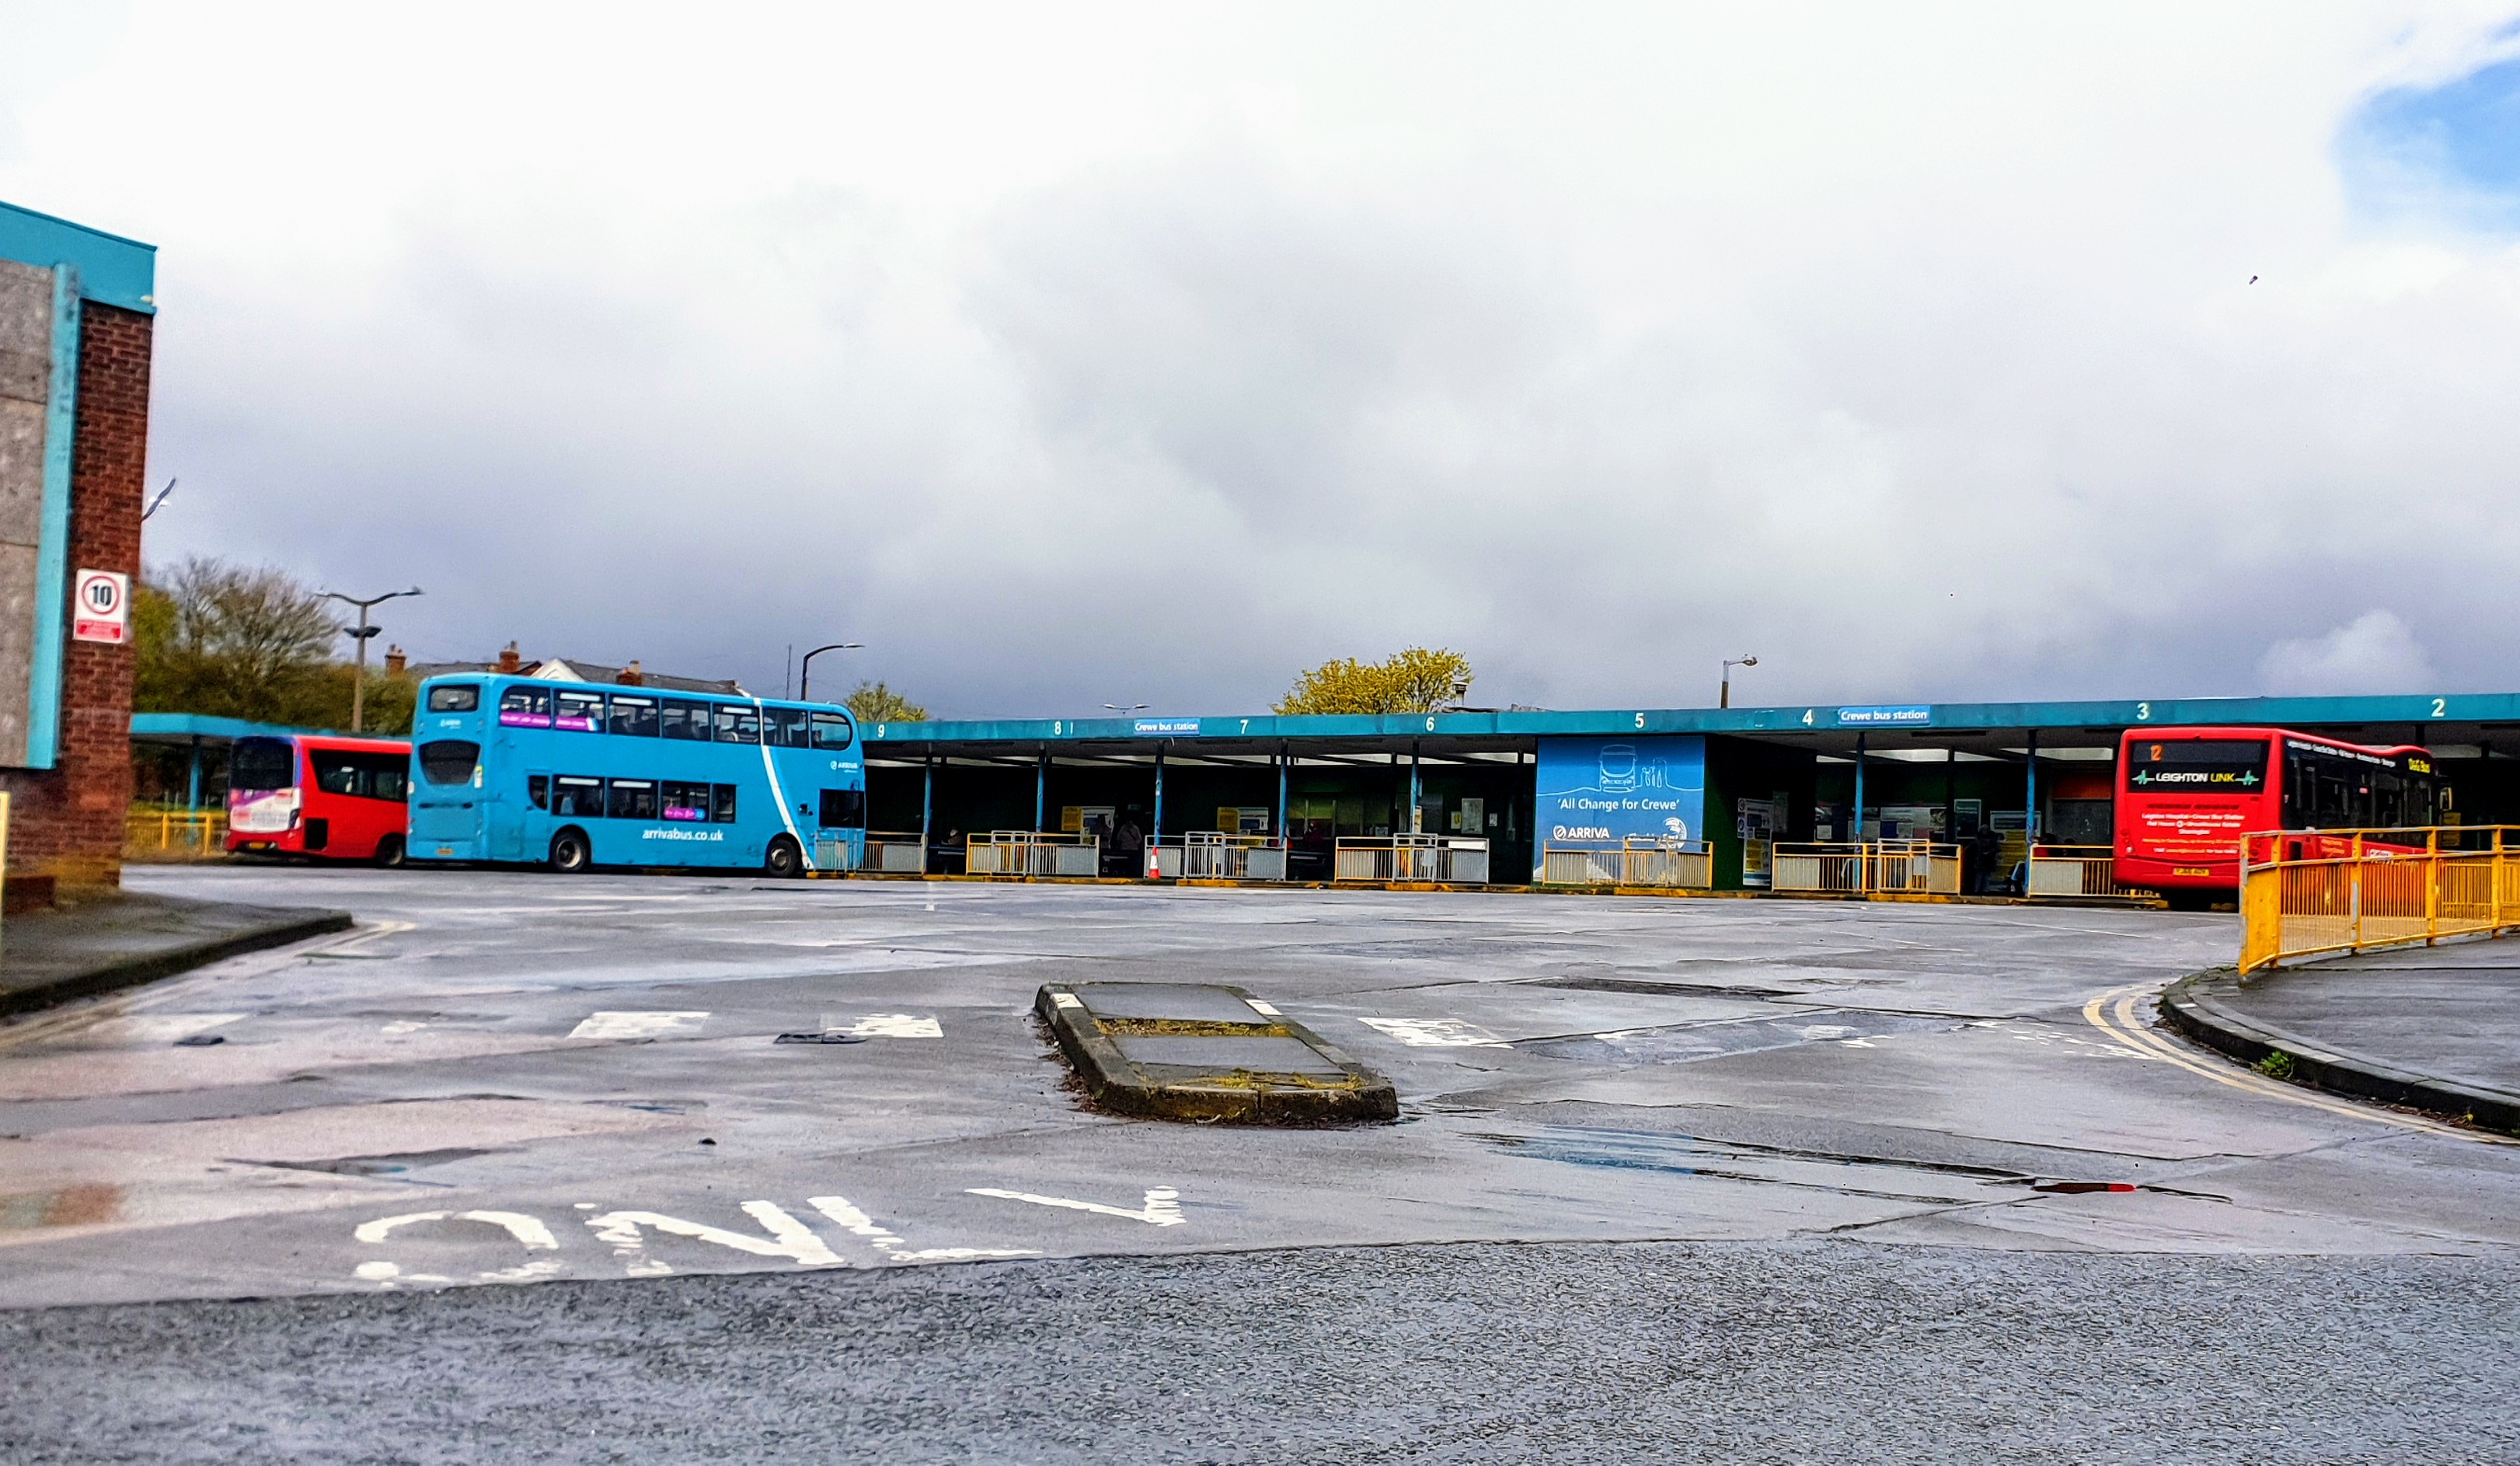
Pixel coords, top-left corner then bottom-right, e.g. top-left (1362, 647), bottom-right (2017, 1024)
top-left (72, 569), bottom-right (131, 644)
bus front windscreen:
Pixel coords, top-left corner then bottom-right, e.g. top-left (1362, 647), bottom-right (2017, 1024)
top-left (2126, 738), bottom-right (2268, 795)
top-left (231, 737), bottom-right (297, 792)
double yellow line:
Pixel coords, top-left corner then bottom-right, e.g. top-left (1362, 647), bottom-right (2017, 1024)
top-left (2082, 979), bottom-right (2509, 1145)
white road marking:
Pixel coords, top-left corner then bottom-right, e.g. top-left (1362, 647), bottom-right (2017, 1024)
top-left (582, 1203), bottom-right (842, 1272)
top-left (1356, 1016), bottom-right (1509, 1049)
top-left (569, 1010), bottom-right (710, 1041)
top-left (1244, 1000), bottom-right (1281, 1017)
top-left (828, 1014), bottom-right (941, 1038)
top-left (1051, 992), bottom-right (1085, 1010)
top-left (967, 1185), bottom-right (1185, 1226)
top-left (354, 1209), bottom-right (560, 1250)
top-left (807, 1195), bottom-right (1040, 1262)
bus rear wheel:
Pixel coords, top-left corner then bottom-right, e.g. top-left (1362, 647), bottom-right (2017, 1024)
top-left (549, 828), bottom-right (594, 874)
top-left (373, 835), bottom-right (406, 869)
top-left (764, 836), bottom-right (803, 878)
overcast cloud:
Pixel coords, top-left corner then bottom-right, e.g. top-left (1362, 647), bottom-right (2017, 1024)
top-left (3, 2), bottom-right (2518, 715)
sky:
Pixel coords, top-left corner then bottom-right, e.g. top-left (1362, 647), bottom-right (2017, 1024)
top-left (4, 3), bottom-right (2519, 717)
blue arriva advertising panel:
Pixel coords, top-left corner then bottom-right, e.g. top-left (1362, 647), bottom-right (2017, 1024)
top-left (1535, 735), bottom-right (1706, 858)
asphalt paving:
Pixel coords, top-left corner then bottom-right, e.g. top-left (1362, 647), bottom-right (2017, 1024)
top-left (5, 1241), bottom-right (2513, 1464)
top-left (3, 867), bottom-right (2517, 1459)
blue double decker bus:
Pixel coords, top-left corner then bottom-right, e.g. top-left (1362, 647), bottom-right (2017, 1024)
top-left (406, 674), bottom-right (863, 875)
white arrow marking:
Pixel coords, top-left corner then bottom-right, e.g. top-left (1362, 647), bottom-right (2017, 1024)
top-left (966, 1185), bottom-right (1184, 1226)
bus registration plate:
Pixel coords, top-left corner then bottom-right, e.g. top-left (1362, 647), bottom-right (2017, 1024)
top-left (2172, 867), bottom-right (2211, 878)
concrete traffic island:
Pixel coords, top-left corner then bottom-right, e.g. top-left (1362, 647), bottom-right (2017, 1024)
top-left (0, 891), bottom-right (354, 1017)
top-left (1037, 981), bottom-right (1398, 1124)
top-left (2163, 942), bottom-right (2520, 1136)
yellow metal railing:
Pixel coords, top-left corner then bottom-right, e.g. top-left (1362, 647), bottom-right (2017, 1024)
top-left (2023, 844), bottom-right (2154, 901)
top-left (124, 806), bottom-right (228, 860)
top-left (1539, 840), bottom-right (1713, 890)
top-left (1772, 840), bottom-right (1961, 896)
top-left (2238, 825), bottom-right (2520, 973)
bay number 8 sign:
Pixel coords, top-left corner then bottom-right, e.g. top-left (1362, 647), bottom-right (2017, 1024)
top-left (72, 569), bottom-right (131, 645)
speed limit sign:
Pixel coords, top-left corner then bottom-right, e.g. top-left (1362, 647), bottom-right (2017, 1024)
top-left (72, 569), bottom-right (130, 644)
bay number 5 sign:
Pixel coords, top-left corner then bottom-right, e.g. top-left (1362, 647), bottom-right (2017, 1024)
top-left (72, 569), bottom-right (131, 644)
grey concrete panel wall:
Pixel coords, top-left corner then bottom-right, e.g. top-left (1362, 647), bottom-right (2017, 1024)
top-left (0, 257), bottom-right (56, 767)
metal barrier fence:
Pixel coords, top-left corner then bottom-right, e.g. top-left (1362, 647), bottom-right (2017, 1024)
top-left (1772, 840), bottom-right (1961, 895)
top-left (1333, 836), bottom-right (1490, 885)
top-left (2239, 825), bottom-right (2520, 973)
top-left (2023, 844), bottom-right (2152, 900)
top-left (1539, 839), bottom-right (1713, 889)
top-left (965, 830), bottom-right (1100, 878)
top-left (861, 832), bottom-right (929, 874)
top-left (1150, 832), bottom-right (1288, 881)
top-left (125, 807), bottom-right (228, 860)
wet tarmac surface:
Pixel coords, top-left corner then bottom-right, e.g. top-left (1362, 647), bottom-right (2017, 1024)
top-left (2215, 938), bottom-right (2520, 1100)
top-left (4, 868), bottom-right (2517, 1458)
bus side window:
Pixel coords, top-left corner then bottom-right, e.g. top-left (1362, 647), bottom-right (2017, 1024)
top-left (528, 775), bottom-right (550, 810)
top-left (606, 779), bottom-right (659, 820)
top-left (500, 686), bottom-right (552, 724)
top-left (556, 690), bottom-right (604, 731)
top-left (552, 777), bottom-right (605, 816)
top-left (660, 700), bottom-right (709, 741)
top-left (810, 712), bottom-right (853, 752)
top-left (818, 789), bottom-right (865, 827)
top-left (662, 781), bottom-right (709, 819)
top-left (607, 696), bottom-right (660, 738)
top-left (711, 784), bottom-right (738, 822)
top-left (354, 751), bottom-right (408, 801)
top-left (715, 707), bottom-right (761, 744)
top-left (765, 707), bottom-right (810, 749)
top-left (315, 756), bottom-right (358, 796)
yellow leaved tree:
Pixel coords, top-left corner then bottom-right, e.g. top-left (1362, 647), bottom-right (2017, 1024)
top-left (1274, 648), bottom-right (1473, 715)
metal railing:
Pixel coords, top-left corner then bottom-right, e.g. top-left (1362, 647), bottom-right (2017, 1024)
top-left (1772, 840), bottom-right (1961, 895)
top-left (861, 831), bottom-right (929, 874)
top-left (1539, 839), bottom-right (1713, 889)
top-left (1148, 832), bottom-right (1288, 881)
top-left (1333, 836), bottom-right (1490, 885)
top-left (124, 806), bottom-right (228, 860)
top-left (2023, 844), bottom-right (2152, 900)
top-left (2239, 825), bottom-right (2520, 973)
top-left (965, 830), bottom-right (1101, 878)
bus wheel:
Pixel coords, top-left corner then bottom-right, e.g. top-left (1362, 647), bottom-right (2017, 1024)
top-left (550, 828), bottom-right (594, 874)
top-left (373, 835), bottom-right (406, 869)
top-left (764, 836), bottom-right (803, 878)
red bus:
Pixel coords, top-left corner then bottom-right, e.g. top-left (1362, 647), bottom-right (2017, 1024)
top-left (226, 733), bottom-right (415, 865)
top-left (2114, 726), bottom-right (2438, 892)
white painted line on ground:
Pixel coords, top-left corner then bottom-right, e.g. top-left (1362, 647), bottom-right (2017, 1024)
top-left (1245, 999), bottom-right (1281, 1017)
top-left (1356, 1016), bottom-right (1509, 1049)
top-left (828, 1014), bottom-right (943, 1038)
top-left (808, 1195), bottom-right (1040, 1262)
top-left (583, 1203), bottom-right (842, 1270)
top-left (569, 1010), bottom-right (710, 1041)
top-left (1051, 992), bottom-right (1085, 1010)
top-left (967, 1185), bottom-right (1185, 1226)
top-left (354, 1209), bottom-right (561, 1250)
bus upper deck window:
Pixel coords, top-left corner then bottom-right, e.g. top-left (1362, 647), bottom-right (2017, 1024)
top-left (427, 684), bottom-right (481, 713)
top-left (810, 712), bottom-right (854, 752)
top-left (765, 707), bottom-right (810, 749)
top-left (500, 686), bottom-right (553, 727)
top-left (607, 695), bottom-right (660, 738)
top-left (715, 706), bottom-right (761, 744)
top-left (556, 690), bottom-right (604, 731)
top-left (661, 700), bottom-right (709, 741)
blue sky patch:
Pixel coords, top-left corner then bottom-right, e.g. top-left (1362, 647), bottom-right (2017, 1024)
top-left (2340, 54), bottom-right (2520, 231)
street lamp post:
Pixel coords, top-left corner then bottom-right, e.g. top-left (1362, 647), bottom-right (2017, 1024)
top-left (322, 586), bottom-right (423, 733)
top-left (796, 642), bottom-right (863, 702)
top-left (1720, 655), bottom-right (1759, 710)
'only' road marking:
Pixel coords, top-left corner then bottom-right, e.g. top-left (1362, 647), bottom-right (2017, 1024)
top-left (967, 1186), bottom-right (1184, 1225)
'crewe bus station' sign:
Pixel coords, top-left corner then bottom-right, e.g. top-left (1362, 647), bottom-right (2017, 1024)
top-left (71, 569), bottom-right (131, 644)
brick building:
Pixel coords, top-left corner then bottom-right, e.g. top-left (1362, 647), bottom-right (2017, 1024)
top-left (0, 201), bottom-right (156, 895)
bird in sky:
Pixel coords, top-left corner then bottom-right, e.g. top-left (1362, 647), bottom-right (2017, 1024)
top-left (2249, 275), bottom-right (2259, 284)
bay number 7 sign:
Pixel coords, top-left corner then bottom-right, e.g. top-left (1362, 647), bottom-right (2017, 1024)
top-left (72, 569), bottom-right (131, 645)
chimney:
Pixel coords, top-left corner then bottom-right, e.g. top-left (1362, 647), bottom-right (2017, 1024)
top-left (384, 645), bottom-right (407, 677)
top-left (621, 659), bottom-right (644, 687)
top-left (497, 641), bottom-right (521, 673)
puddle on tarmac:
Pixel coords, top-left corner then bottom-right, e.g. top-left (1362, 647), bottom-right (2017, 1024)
top-left (1477, 1126), bottom-right (2223, 1207)
top-left (246, 1148), bottom-right (496, 1179)
top-left (1518, 1010), bottom-right (1959, 1065)
top-left (1523, 976), bottom-right (1799, 1000)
